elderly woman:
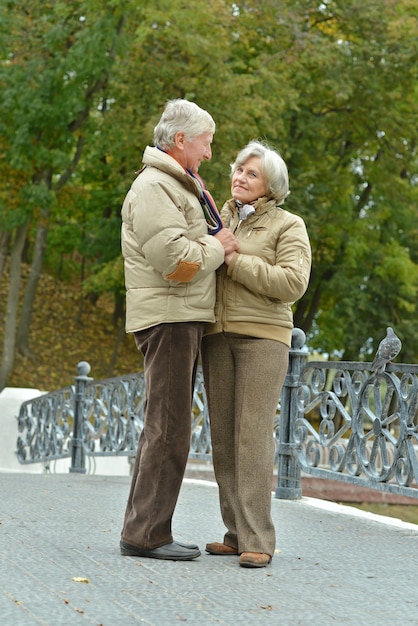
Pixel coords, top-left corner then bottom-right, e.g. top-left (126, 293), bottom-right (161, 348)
top-left (202, 140), bottom-right (311, 568)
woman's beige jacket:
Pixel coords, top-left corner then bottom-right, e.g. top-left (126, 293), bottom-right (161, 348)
top-left (121, 146), bottom-right (225, 333)
top-left (206, 196), bottom-right (311, 347)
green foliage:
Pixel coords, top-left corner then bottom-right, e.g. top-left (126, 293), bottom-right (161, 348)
top-left (0, 0), bottom-right (417, 379)
top-left (82, 256), bottom-right (124, 296)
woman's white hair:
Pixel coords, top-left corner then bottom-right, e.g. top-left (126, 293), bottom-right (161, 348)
top-left (154, 99), bottom-right (215, 149)
top-left (231, 140), bottom-right (290, 204)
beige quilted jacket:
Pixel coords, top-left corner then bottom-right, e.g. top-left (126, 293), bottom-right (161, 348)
top-left (206, 196), bottom-right (311, 347)
top-left (121, 146), bottom-right (225, 333)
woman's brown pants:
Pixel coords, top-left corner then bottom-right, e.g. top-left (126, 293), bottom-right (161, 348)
top-left (201, 332), bottom-right (289, 557)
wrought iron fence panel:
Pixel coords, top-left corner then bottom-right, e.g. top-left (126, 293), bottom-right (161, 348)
top-left (16, 386), bottom-right (74, 464)
top-left (189, 368), bottom-right (212, 459)
top-left (15, 366), bottom-right (214, 466)
top-left (293, 360), bottom-right (418, 497)
top-left (82, 373), bottom-right (146, 456)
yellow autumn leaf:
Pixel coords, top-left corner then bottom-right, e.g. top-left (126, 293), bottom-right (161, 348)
top-left (72, 577), bottom-right (90, 584)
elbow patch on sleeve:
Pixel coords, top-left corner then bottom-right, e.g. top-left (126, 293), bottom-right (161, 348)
top-left (166, 260), bottom-right (200, 283)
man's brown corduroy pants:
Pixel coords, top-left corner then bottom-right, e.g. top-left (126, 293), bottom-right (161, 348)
top-left (121, 321), bottom-right (204, 550)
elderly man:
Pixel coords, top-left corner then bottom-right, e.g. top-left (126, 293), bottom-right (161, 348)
top-left (120, 99), bottom-right (238, 561)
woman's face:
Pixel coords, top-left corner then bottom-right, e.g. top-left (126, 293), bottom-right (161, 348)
top-left (231, 156), bottom-right (267, 204)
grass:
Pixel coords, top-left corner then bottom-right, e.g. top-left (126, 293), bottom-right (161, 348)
top-left (346, 502), bottom-right (418, 526)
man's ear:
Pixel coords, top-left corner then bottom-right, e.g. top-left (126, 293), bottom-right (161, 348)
top-left (174, 131), bottom-right (185, 150)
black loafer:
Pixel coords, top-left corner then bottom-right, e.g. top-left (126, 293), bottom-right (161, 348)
top-left (120, 540), bottom-right (201, 561)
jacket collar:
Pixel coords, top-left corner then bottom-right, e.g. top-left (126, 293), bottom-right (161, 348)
top-left (142, 146), bottom-right (201, 196)
top-left (227, 195), bottom-right (278, 215)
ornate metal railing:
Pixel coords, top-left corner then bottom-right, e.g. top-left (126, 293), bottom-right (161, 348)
top-left (17, 364), bottom-right (203, 468)
top-left (16, 329), bottom-right (418, 501)
top-left (16, 361), bottom-right (280, 471)
top-left (276, 329), bottom-right (418, 500)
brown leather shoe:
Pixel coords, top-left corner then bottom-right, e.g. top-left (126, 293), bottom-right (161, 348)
top-left (239, 552), bottom-right (271, 568)
top-left (205, 541), bottom-right (238, 555)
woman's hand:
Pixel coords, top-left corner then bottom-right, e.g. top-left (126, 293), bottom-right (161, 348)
top-left (224, 250), bottom-right (237, 265)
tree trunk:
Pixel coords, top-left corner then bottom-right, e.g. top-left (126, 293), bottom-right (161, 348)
top-left (0, 220), bottom-right (30, 391)
top-left (75, 252), bottom-right (86, 326)
top-left (0, 231), bottom-right (11, 285)
top-left (16, 221), bottom-right (48, 356)
top-left (106, 293), bottom-right (126, 377)
top-left (106, 316), bottom-right (126, 378)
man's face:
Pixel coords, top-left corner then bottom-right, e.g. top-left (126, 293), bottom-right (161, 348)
top-left (181, 132), bottom-right (213, 173)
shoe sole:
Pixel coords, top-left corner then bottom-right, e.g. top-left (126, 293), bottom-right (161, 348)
top-left (239, 559), bottom-right (271, 568)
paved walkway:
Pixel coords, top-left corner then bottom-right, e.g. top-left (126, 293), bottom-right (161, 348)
top-left (1, 472), bottom-right (418, 626)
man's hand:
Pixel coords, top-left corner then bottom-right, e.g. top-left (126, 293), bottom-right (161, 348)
top-left (214, 228), bottom-right (239, 256)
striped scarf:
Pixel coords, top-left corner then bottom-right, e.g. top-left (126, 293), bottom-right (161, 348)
top-left (186, 169), bottom-right (223, 234)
